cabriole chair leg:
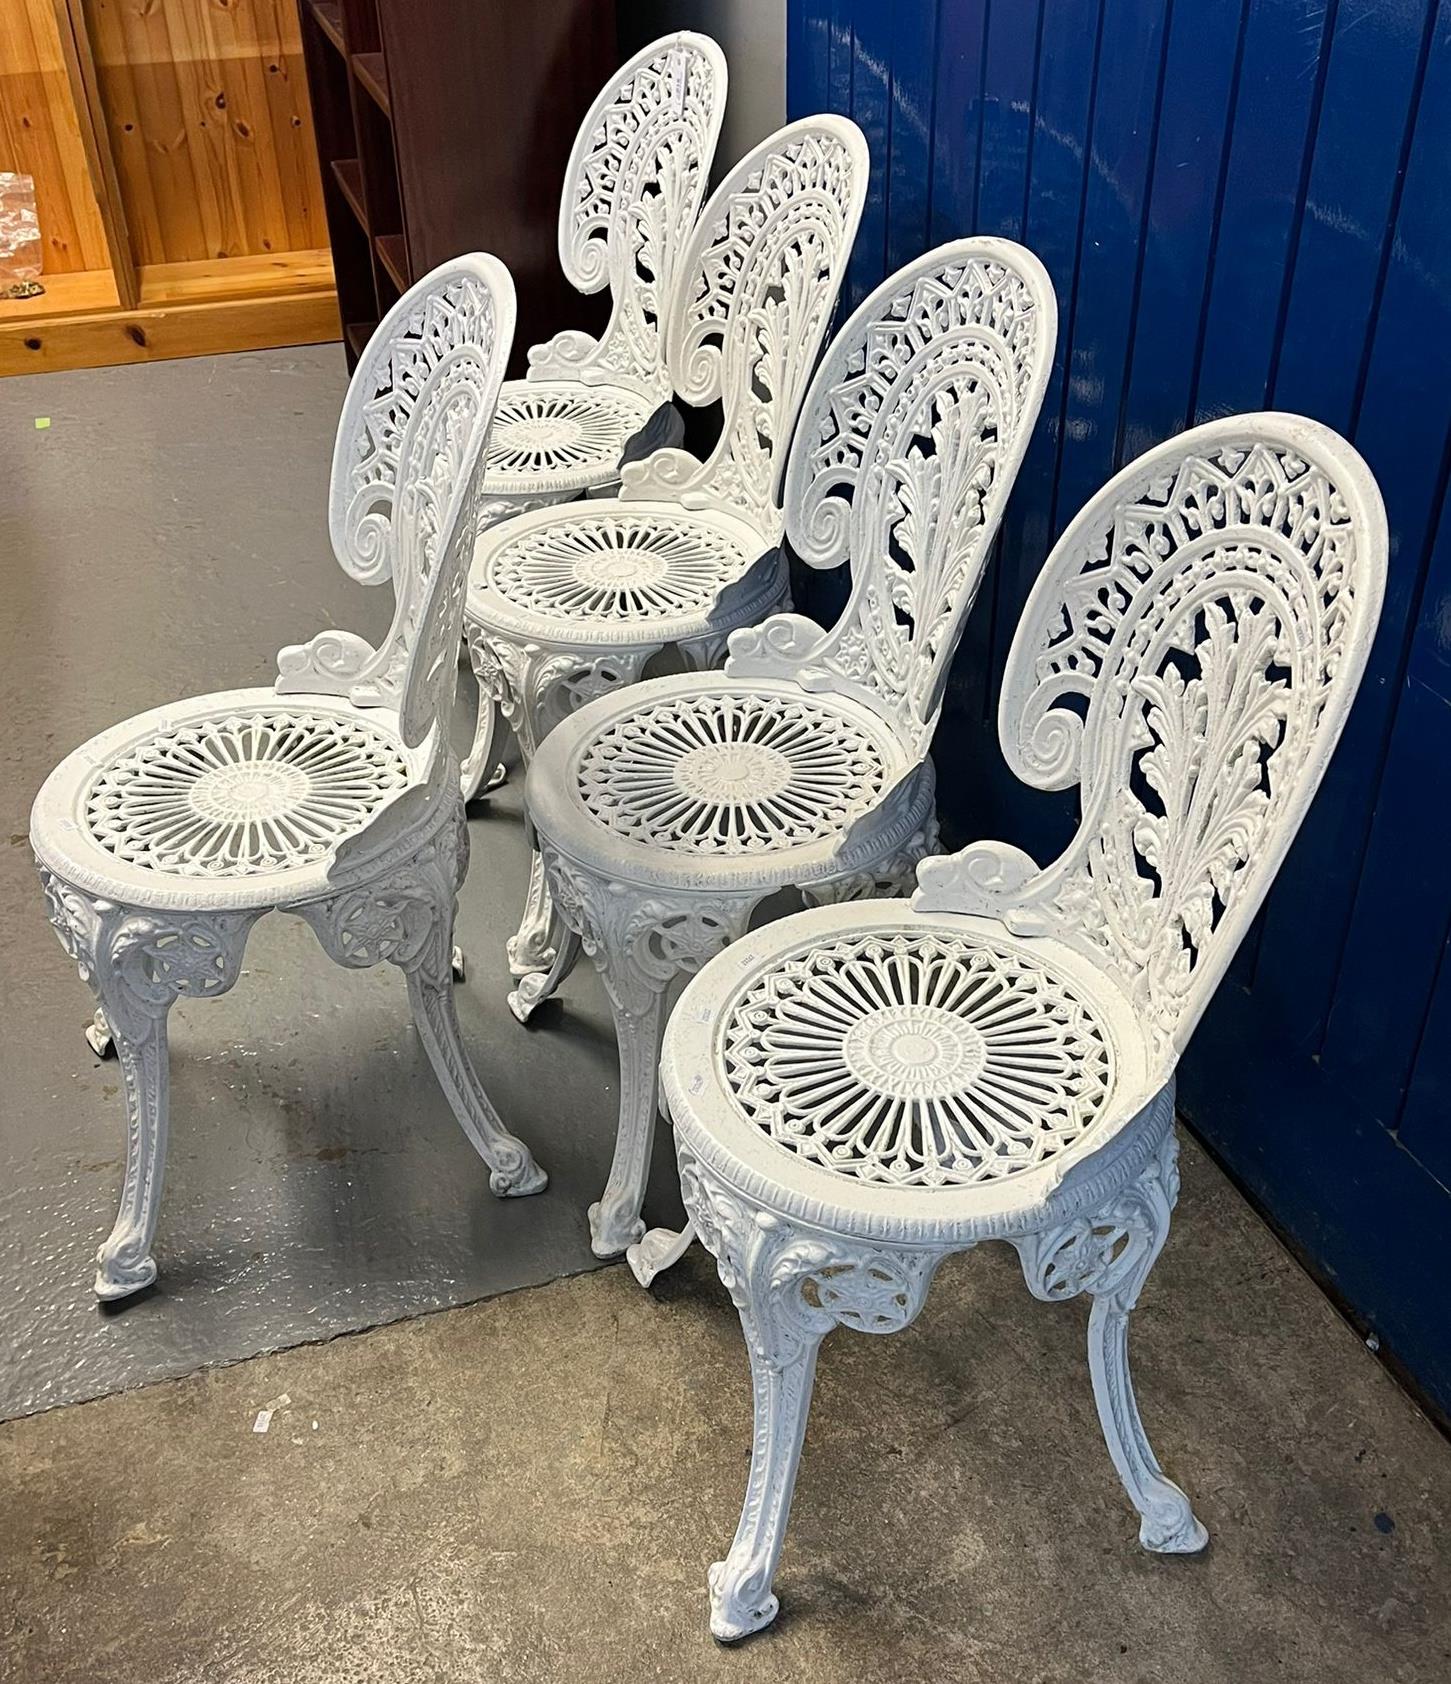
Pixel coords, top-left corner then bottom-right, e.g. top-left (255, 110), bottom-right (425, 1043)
top-left (1014, 1132), bottom-right (1207, 1555)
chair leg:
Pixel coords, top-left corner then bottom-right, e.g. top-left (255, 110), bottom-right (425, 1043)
top-left (460, 692), bottom-right (508, 803)
top-left (1087, 1291), bottom-right (1206, 1552)
top-left (295, 806), bottom-right (546, 1198)
top-left (94, 998), bottom-right (172, 1300)
top-left (680, 1146), bottom-right (942, 1640)
top-left (460, 627), bottom-right (510, 802)
top-left (535, 849), bottom-right (759, 1257)
top-left (626, 1218), bottom-right (696, 1287)
top-left (37, 866), bottom-right (259, 1300)
top-left (506, 832), bottom-right (558, 979)
top-left (507, 922), bottom-right (582, 1024)
top-left (405, 959), bottom-right (546, 1196)
top-left (1015, 1121), bottom-right (1206, 1554)
top-left (589, 974), bottom-right (670, 1257)
top-left (709, 1314), bottom-right (825, 1642)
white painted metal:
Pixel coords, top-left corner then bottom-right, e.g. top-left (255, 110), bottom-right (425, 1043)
top-left (456, 31), bottom-right (729, 800)
top-left (521, 238), bottom-right (1057, 1263)
top-left (660, 412), bottom-right (1388, 1638)
top-left (31, 257), bottom-right (547, 1302)
top-left (466, 114), bottom-right (872, 991)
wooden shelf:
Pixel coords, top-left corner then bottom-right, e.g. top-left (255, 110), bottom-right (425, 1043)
top-left (139, 250), bottom-right (335, 307)
top-left (0, 270), bottom-right (119, 323)
top-left (308, 1), bottom-right (346, 55)
top-left (353, 53), bottom-right (391, 117)
top-left (375, 234), bottom-right (408, 292)
top-left (330, 158), bottom-right (368, 229)
top-left (345, 320), bottom-right (377, 361)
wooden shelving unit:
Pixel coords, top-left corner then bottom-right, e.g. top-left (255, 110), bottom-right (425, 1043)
top-left (298, 0), bottom-right (618, 374)
top-left (0, 1), bottom-right (340, 376)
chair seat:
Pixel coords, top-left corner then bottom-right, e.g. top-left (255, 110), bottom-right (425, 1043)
top-left (483, 379), bottom-right (659, 499)
top-left (525, 672), bottom-right (921, 891)
top-left (467, 499), bottom-right (778, 649)
top-left (660, 899), bottom-right (1164, 1247)
top-left (31, 688), bottom-right (431, 911)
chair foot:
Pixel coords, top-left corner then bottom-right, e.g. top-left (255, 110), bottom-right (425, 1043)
top-left (588, 1198), bottom-right (645, 1259)
top-left (1140, 1500), bottom-right (1209, 1555)
top-left (708, 1561), bottom-right (779, 1643)
top-left (450, 945), bottom-right (467, 981)
top-left (84, 1007), bottom-right (115, 1059)
top-left (94, 1247), bottom-right (157, 1302)
top-left (493, 1155), bottom-right (549, 1198)
top-left (506, 977), bottom-right (545, 1024)
top-left (626, 1221), bottom-right (695, 1287)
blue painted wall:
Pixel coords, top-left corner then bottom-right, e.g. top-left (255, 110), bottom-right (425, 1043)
top-left (787, 0), bottom-right (1451, 1416)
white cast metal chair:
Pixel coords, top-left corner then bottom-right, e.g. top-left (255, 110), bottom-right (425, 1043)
top-left (464, 115), bottom-right (871, 1006)
top-left (31, 257), bottom-right (546, 1303)
top-left (659, 412), bottom-right (1388, 1639)
top-left (523, 238), bottom-right (1057, 1265)
top-left (458, 30), bottom-right (728, 799)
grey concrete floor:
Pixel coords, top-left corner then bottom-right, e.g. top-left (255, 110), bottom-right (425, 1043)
top-left (3, 1140), bottom-right (1449, 1683)
top-left (0, 347), bottom-right (682, 1421)
top-left (3, 348), bottom-right (1450, 1681)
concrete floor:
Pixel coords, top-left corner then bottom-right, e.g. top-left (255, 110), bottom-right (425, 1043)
top-left (2, 348), bottom-right (1450, 1680)
top-left (4, 1141), bottom-right (1450, 1683)
top-left (0, 348), bottom-right (705, 1422)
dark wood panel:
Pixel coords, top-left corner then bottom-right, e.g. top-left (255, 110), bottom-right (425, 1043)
top-left (380, 0), bottom-right (614, 376)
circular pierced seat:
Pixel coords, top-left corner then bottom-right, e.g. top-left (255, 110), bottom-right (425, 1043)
top-left (482, 379), bottom-right (660, 501)
top-left (31, 689), bottom-right (429, 911)
top-left (467, 499), bottom-right (780, 649)
top-left (660, 900), bottom-right (1154, 1247)
top-left (525, 672), bottom-right (919, 890)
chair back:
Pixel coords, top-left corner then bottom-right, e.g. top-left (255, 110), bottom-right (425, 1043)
top-left (779, 238), bottom-right (1056, 754)
top-left (629, 116), bottom-right (869, 540)
top-left (331, 255), bottom-right (516, 779)
top-left (919, 414), bottom-right (1387, 1058)
top-left (535, 32), bottom-right (728, 401)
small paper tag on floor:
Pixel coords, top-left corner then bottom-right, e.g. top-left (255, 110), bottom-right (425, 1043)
top-left (252, 1409), bottom-right (272, 1434)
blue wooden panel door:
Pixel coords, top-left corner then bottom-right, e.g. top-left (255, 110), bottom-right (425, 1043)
top-left (787, 0), bottom-right (1451, 1416)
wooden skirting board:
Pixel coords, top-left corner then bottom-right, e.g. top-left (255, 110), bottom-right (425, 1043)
top-left (0, 249), bottom-right (340, 375)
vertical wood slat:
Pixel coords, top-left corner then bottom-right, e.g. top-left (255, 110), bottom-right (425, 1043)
top-left (50, 0), bottom-right (138, 306)
top-left (787, 0), bottom-right (1451, 1417)
top-left (1248, 0), bottom-right (1443, 1041)
top-left (1316, 7), bottom-right (1451, 1126)
top-left (82, 0), bottom-right (326, 266)
top-left (0, 0), bottom-right (111, 274)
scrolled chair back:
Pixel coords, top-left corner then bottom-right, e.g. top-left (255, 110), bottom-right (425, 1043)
top-left (531, 31), bottom-right (728, 400)
top-left (746, 237), bottom-right (1057, 754)
top-left (277, 255), bottom-right (515, 828)
top-left (915, 413), bottom-right (1388, 1060)
top-left (622, 115), bottom-right (870, 540)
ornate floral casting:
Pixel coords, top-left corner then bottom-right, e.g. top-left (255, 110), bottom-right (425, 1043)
top-left (621, 121), bottom-right (868, 539)
top-left (484, 384), bottom-right (655, 487)
top-left (483, 507), bottom-right (751, 623)
top-left (282, 266), bottom-right (504, 755)
top-left (83, 710), bottom-right (411, 879)
top-left (719, 927), bottom-right (1114, 1189)
top-left (917, 433), bottom-right (1387, 1056)
top-left (572, 688), bottom-right (892, 855)
top-left (529, 35), bottom-right (725, 400)
top-left (727, 249), bottom-right (1054, 748)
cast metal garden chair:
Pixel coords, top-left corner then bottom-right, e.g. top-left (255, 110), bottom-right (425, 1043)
top-left (522, 238), bottom-right (1057, 1265)
top-left (31, 256), bottom-right (545, 1302)
top-left (658, 412), bottom-right (1387, 1638)
top-left (463, 115), bottom-right (870, 1011)
top-left (457, 30), bottom-right (728, 799)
